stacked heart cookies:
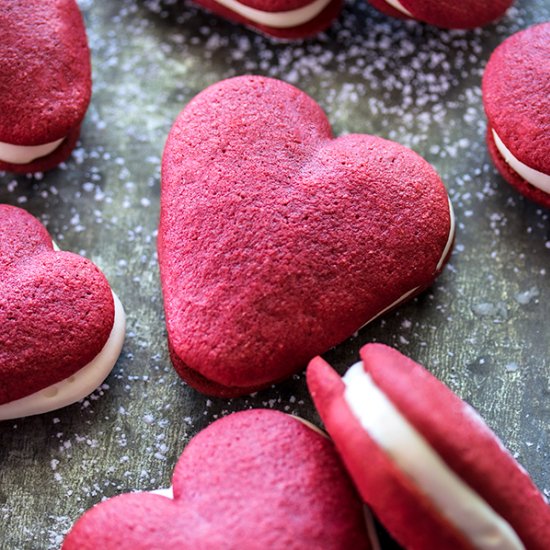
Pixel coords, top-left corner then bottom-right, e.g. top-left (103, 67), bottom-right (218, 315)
top-left (159, 75), bottom-right (455, 397)
top-left (0, 206), bottom-right (125, 420)
top-left (1, 0), bottom-right (548, 546)
top-left (0, 0), bottom-right (91, 173)
top-left (63, 345), bottom-right (550, 548)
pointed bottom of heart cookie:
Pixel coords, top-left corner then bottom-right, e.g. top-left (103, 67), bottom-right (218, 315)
top-left (169, 347), bottom-right (275, 397)
top-left (0, 293), bottom-right (126, 421)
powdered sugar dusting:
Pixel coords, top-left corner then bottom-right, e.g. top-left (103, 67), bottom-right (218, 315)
top-left (0, 0), bottom-right (549, 547)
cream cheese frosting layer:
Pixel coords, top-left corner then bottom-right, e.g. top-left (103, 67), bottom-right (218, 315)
top-left (0, 292), bottom-right (126, 421)
top-left (492, 128), bottom-right (550, 194)
top-left (343, 362), bottom-right (524, 550)
top-left (0, 138), bottom-right (65, 165)
top-left (436, 198), bottom-right (455, 271)
top-left (382, 0), bottom-right (413, 16)
top-left (150, 487), bottom-right (175, 499)
top-left (213, 0), bottom-right (332, 28)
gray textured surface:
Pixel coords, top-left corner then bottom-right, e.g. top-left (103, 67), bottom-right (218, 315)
top-left (1, 0), bottom-right (549, 547)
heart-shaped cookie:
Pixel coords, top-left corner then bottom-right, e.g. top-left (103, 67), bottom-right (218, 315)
top-left (0, 0), bottom-right (91, 173)
top-left (482, 22), bottom-right (550, 209)
top-left (0, 205), bottom-right (125, 420)
top-left (63, 410), bottom-right (372, 549)
top-left (191, 0), bottom-right (342, 40)
top-left (366, 0), bottom-right (513, 29)
top-left (159, 75), bottom-right (454, 397)
top-left (307, 344), bottom-right (550, 549)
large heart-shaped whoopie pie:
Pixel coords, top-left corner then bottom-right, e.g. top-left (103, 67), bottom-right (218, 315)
top-left (159, 75), bottom-right (454, 397)
top-left (0, 205), bottom-right (125, 420)
top-left (63, 410), bottom-right (372, 549)
top-left (0, 0), bottom-right (91, 173)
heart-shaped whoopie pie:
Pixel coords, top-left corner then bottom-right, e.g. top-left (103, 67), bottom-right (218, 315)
top-left (307, 344), bottom-right (550, 549)
top-left (0, 205), bottom-right (125, 420)
top-left (159, 75), bottom-right (454, 397)
top-left (63, 409), bottom-right (372, 549)
top-left (0, 0), bottom-right (91, 173)
top-left (366, 0), bottom-right (513, 29)
top-left (190, 0), bottom-right (342, 40)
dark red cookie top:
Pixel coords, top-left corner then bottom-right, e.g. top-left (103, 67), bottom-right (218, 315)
top-left (483, 22), bottom-right (550, 175)
top-left (0, 205), bottom-right (114, 405)
top-left (0, 0), bottom-right (91, 145)
top-left (63, 410), bottom-right (371, 549)
top-left (368, 0), bottom-right (512, 28)
top-left (159, 75), bottom-right (451, 395)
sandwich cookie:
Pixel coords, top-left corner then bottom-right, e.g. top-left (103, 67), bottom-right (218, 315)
top-left (159, 75), bottom-right (455, 397)
top-left (0, 205), bottom-right (125, 420)
top-left (0, 0), bottom-right (92, 174)
top-left (307, 343), bottom-right (550, 550)
top-left (483, 22), bottom-right (550, 209)
top-left (63, 410), bottom-right (372, 549)
top-left (366, 0), bottom-right (513, 29)
top-left (191, 0), bottom-right (342, 39)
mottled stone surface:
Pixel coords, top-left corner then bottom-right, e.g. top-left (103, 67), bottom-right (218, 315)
top-left (0, 0), bottom-right (549, 547)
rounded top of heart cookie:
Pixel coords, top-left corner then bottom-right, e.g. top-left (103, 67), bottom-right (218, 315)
top-left (159, 75), bottom-right (453, 397)
top-left (307, 344), bottom-right (550, 550)
top-left (482, 22), bottom-right (550, 207)
top-left (0, 0), bottom-right (91, 146)
top-left (0, 205), bottom-right (118, 409)
top-left (63, 409), bottom-right (372, 549)
top-left (367, 0), bottom-right (513, 29)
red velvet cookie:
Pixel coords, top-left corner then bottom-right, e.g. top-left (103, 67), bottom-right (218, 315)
top-left (159, 75), bottom-right (454, 397)
top-left (0, 0), bottom-right (91, 173)
top-left (0, 205), bottom-right (125, 420)
top-left (367, 0), bottom-right (513, 29)
top-left (191, 0), bottom-right (342, 39)
top-left (483, 22), bottom-right (550, 209)
top-left (307, 344), bottom-right (550, 550)
top-left (63, 409), bottom-right (372, 549)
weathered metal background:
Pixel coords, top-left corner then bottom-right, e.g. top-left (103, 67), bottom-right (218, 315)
top-left (1, 0), bottom-right (548, 547)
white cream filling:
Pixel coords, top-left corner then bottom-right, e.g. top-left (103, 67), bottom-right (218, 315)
top-left (0, 138), bottom-right (65, 165)
top-left (492, 129), bottom-right (550, 194)
top-left (359, 198), bottom-right (455, 330)
top-left (213, 0), bottom-right (331, 28)
top-left (0, 292), bottom-right (125, 421)
top-left (343, 362), bottom-right (524, 550)
top-left (437, 198), bottom-right (455, 271)
top-left (382, 0), bottom-right (413, 17)
top-left (150, 487), bottom-right (174, 499)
